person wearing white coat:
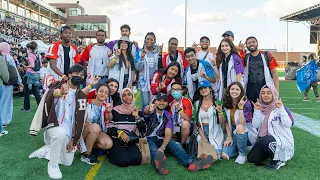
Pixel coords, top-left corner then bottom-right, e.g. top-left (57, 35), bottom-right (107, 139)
top-left (247, 85), bottom-right (294, 170)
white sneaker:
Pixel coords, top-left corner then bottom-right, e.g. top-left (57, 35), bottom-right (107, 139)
top-left (0, 130), bottom-right (8, 137)
top-left (235, 154), bottom-right (247, 164)
top-left (29, 145), bottom-right (49, 159)
top-left (48, 162), bottom-right (62, 179)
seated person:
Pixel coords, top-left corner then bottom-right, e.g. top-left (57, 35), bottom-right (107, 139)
top-left (247, 85), bottom-right (294, 169)
top-left (106, 88), bottom-right (146, 167)
top-left (81, 83), bottom-right (113, 165)
top-left (143, 93), bottom-right (214, 175)
top-left (169, 82), bottom-right (193, 144)
top-left (28, 64), bottom-right (100, 179)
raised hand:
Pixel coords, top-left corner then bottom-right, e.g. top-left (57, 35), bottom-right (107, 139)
top-left (61, 84), bottom-right (69, 95)
top-left (149, 103), bottom-right (155, 113)
top-left (159, 79), bottom-right (166, 90)
top-left (106, 104), bottom-right (112, 113)
top-left (200, 71), bottom-right (208, 79)
top-left (91, 76), bottom-right (101, 86)
top-left (253, 98), bottom-right (261, 110)
top-left (238, 96), bottom-right (247, 107)
top-left (115, 49), bottom-right (121, 57)
top-left (275, 96), bottom-right (283, 108)
top-left (133, 40), bottom-right (139, 47)
top-left (158, 43), bottom-right (163, 55)
top-left (192, 41), bottom-right (199, 49)
top-left (216, 104), bottom-right (223, 113)
top-left (238, 40), bottom-right (245, 51)
top-left (131, 106), bottom-right (139, 118)
top-left (141, 48), bottom-right (147, 58)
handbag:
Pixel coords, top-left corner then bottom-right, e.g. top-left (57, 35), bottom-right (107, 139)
top-left (187, 134), bottom-right (198, 159)
top-left (198, 141), bottom-right (218, 162)
top-left (139, 138), bottom-right (151, 164)
top-left (119, 130), bottom-right (139, 144)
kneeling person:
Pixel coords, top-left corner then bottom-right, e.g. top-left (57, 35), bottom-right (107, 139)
top-left (28, 64), bottom-right (99, 179)
top-left (144, 93), bottom-right (214, 175)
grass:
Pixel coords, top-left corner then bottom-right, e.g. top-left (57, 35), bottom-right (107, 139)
top-left (0, 81), bottom-right (319, 180)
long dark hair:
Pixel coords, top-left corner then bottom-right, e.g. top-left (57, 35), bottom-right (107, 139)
top-left (195, 86), bottom-right (219, 126)
top-left (156, 62), bottom-right (182, 82)
top-left (216, 38), bottom-right (240, 69)
top-left (222, 82), bottom-right (245, 109)
top-left (117, 40), bottom-right (135, 71)
top-left (106, 78), bottom-right (120, 93)
top-left (143, 32), bottom-right (156, 49)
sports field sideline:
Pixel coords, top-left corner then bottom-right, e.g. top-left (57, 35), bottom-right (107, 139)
top-left (0, 73), bottom-right (319, 180)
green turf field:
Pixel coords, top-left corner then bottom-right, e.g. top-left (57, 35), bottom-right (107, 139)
top-left (0, 81), bottom-right (319, 180)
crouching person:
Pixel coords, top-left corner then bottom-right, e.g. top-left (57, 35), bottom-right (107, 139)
top-left (81, 83), bottom-right (113, 165)
top-left (28, 64), bottom-right (100, 179)
top-left (247, 85), bottom-right (294, 169)
top-left (106, 88), bottom-right (146, 167)
top-left (143, 93), bottom-right (214, 175)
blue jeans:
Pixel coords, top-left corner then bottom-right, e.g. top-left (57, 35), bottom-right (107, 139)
top-left (147, 136), bottom-right (193, 168)
top-left (222, 125), bottom-right (249, 158)
top-left (141, 91), bottom-right (150, 111)
top-left (202, 125), bottom-right (222, 159)
top-left (0, 86), bottom-right (3, 132)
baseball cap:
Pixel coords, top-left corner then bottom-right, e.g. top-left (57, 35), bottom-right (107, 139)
top-left (200, 36), bottom-right (210, 42)
top-left (222, 30), bottom-right (234, 38)
top-left (119, 36), bottom-right (130, 42)
top-left (60, 26), bottom-right (71, 34)
top-left (155, 93), bottom-right (168, 101)
top-left (198, 80), bottom-right (211, 89)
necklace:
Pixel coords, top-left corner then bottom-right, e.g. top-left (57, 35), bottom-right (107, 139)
top-left (96, 45), bottom-right (106, 65)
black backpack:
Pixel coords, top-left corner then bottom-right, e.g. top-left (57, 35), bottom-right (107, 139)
top-left (32, 53), bottom-right (41, 71)
top-left (244, 51), bottom-right (273, 78)
top-left (3, 55), bottom-right (19, 85)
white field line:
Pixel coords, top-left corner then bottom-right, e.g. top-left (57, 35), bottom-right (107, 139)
top-left (292, 112), bottom-right (320, 137)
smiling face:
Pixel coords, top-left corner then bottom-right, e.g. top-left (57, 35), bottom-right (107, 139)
top-left (246, 38), bottom-right (258, 53)
top-left (185, 51), bottom-right (197, 65)
top-left (199, 87), bottom-right (210, 97)
top-left (121, 28), bottom-right (131, 37)
top-left (229, 84), bottom-right (241, 99)
top-left (167, 65), bottom-right (179, 79)
top-left (155, 98), bottom-right (168, 110)
top-left (145, 34), bottom-right (155, 48)
top-left (168, 39), bottom-right (178, 52)
top-left (122, 90), bottom-right (133, 104)
top-left (261, 88), bottom-right (273, 104)
top-left (108, 81), bottom-right (118, 96)
top-left (120, 41), bottom-right (128, 50)
top-left (96, 85), bottom-right (109, 101)
top-left (200, 38), bottom-right (210, 50)
top-left (221, 41), bottom-right (231, 55)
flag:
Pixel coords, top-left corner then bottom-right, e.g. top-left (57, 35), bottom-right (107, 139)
top-left (296, 60), bottom-right (319, 93)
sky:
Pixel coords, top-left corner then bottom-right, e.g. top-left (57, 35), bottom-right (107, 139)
top-left (48, 0), bottom-right (320, 52)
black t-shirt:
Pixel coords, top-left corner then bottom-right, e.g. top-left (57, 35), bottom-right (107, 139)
top-left (190, 60), bottom-right (200, 89)
top-left (222, 54), bottom-right (231, 89)
top-left (63, 46), bottom-right (71, 75)
top-left (169, 50), bottom-right (178, 63)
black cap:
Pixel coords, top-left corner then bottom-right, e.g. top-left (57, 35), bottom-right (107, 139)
top-left (61, 26), bottom-right (71, 34)
top-left (222, 30), bottom-right (234, 38)
top-left (155, 93), bottom-right (168, 101)
top-left (200, 36), bottom-right (210, 42)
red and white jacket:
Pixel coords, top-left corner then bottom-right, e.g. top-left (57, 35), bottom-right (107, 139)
top-left (162, 50), bottom-right (189, 76)
top-left (45, 41), bottom-right (80, 89)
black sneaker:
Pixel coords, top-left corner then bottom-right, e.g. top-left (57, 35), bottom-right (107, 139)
top-left (81, 153), bottom-right (100, 165)
top-left (265, 160), bottom-right (286, 170)
top-left (20, 109), bottom-right (31, 112)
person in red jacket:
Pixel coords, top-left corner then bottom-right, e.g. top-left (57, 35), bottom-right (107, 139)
top-left (160, 37), bottom-right (189, 77)
top-left (151, 62), bottom-right (182, 104)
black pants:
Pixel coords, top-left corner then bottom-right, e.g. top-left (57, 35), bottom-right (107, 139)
top-left (247, 135), bottom-right (276, 164)
top-left (23, 76), bottom-right (41, 110)
top-left (108, 139), bottom-right (141, 167)
top-left (123, 74), bottom-right (129, 88)
top-left (246, 83), bottom-right (265, 103)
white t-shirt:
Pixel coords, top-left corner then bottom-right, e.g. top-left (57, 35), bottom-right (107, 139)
top-left (92, 45), bottom-right (111, 76)
top-left (197, 50), bottom-right (215, 64)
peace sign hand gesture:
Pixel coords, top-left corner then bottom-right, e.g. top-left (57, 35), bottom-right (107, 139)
top-left (275, 97), bottom-right (283, 108)
top-left (238, 40), bottom-right (245, 51)
top-left (141, 48), bottom-right (147, 58)
top-left (132, 106), bottom-right (139, 119)
top-left (106, 104), bottom-right (112, 113)
top-left (252, 98), bottom-right (261, 110)
top-left (115, 49), bottom-right (121, 57)
top-left (238, 96), bottom-right (247, 107)
top-left (192, 41), bottom-right (199, 49)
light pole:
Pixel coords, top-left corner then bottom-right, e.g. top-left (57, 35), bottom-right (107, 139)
top-left (184, 0), bottom-right (187, 49)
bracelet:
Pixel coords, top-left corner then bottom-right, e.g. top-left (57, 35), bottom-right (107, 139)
top-left (178, 109), bottom-right (183, 114)
top-left (57, 90), bottom-right (61, 97)
top-left (61, 75), bottom-right (66, 79)
top-left (218, 112), bottom-right (223, 115)
top-left (118, 130), bottom-right (124, 138)
top-left (87, 84), bottom-right (92, 89)
top-left (238, 105), bottom-right (244, 109)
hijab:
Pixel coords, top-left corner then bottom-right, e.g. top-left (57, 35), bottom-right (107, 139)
top-left (258, 85), bottom-right (278, 137)
top-left (113, 88), bottom-right (134, 114)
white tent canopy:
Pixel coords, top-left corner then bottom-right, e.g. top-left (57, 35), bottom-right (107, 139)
top-left (20, 40), bottom-right (49, 53)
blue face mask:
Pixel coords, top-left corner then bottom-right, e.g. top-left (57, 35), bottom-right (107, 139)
top-left (172, 91), bottom-right (181, 99)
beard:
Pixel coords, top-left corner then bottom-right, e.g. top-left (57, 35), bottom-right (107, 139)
top-left (97, 39), bottom-right (105, 44)
top-left (248, 46), bottom-right (257, 52)
top-left (201, 46), bottom-right (208, 50)
top-left (156, 106), bottom-right (166, 111)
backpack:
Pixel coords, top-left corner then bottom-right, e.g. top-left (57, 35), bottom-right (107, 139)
top-left (3, 55), bottom-right (19, 85)
top-left (244, 51), bottom-right (273, 78)
top-left (32, 53), bottom-right (41, 71)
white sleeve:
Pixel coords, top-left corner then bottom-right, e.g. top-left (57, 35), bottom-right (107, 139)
top-left (278, 106), bottom-right (293, 128)
top-left (252, 110), bottom-right (264, 129)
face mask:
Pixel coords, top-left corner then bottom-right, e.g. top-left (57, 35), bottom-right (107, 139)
top-left (71, 76), bottom-right (84, 86)
top-left (172, 91), bottom-right (181, 99)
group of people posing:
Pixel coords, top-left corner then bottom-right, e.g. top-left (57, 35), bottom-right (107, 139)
top-left (24, 24), bottom-right (294, 179)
